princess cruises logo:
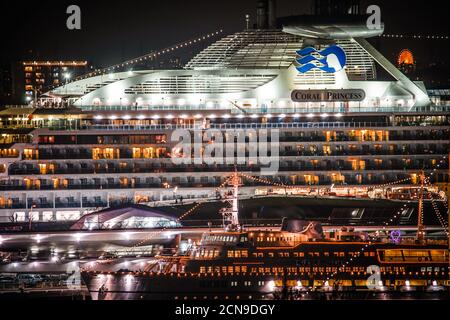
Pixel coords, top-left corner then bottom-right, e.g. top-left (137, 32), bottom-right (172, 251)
top-left (296, 45), bottom-right (347, 73)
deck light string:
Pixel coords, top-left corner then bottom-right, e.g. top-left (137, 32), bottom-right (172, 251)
top-left (320, 155), bottom-right (450, 293)
top-left (323, 203), bottom-right (411, 288)
top-left (381, 34), bottom-right (449, 40)
top-left (46, 30), bottom-right (224, 91)
top-left (424, 177), bottom-right (449, 235)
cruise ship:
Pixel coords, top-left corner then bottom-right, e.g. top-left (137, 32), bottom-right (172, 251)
top-left (80, 173), bottom-right (449, 300)
top-left (0, 1), bottom-right (449, 230)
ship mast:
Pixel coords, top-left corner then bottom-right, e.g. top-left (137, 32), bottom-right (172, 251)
top-left (220, 170), bottom-right (242, 232)
top-left (416, 170), bottom-right (425, 243)
top-left (447, 153), bottom-right (450, 250)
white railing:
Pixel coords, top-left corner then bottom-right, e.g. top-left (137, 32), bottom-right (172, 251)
top-left (79, 121), bottom-right (390, 131)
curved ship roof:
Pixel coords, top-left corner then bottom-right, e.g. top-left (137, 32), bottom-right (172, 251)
top-left (47, 27), bottom-right (430, 111)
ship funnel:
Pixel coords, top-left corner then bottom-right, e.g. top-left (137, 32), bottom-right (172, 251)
top-left (256, 0), bottom-right (268, 29)
top-left (268, 0), bottom-right (277, 28)
top-left (256, 0), bottom-right (277, 29)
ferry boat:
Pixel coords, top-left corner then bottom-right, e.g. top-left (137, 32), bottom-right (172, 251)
top-left (80, 173), bottom-right (450, 300)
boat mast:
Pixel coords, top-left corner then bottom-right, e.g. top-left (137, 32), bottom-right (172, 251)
top-left (416, 170), bottom-right (425, 243)
top-left (447, 153), bottom-right (450, 249)
top-left (221, 170), bottom-right (242, 231)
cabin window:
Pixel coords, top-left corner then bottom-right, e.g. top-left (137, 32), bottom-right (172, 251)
top-left (228, 250), bottom-right (247, 258)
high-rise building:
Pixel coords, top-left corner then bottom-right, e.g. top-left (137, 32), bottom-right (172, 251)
top-left (19, 61), bottom-right (89, 103)
top-left (0, 64), bottom-right (13, 106)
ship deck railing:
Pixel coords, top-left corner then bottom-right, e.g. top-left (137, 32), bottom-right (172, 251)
top-left (4, 103), bottom-right (450, 113)
top-left (47, 121), bottom-right (394, 131)
top-left (75, 104), bottom-right (450, 113)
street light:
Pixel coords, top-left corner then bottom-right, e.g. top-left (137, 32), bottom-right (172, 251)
top-left (63, 73), bottom-right (71, 102)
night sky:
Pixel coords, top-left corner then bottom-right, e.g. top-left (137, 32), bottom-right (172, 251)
top-left (0, 0), bottom-right (449, 85)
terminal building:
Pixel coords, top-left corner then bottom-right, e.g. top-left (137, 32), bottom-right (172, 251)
top-left (0, 2), bottom-right (448, 224)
